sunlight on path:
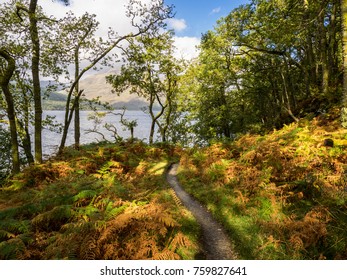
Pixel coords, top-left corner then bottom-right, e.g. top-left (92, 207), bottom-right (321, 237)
top-left (166, 163), bottom-right (237, 260)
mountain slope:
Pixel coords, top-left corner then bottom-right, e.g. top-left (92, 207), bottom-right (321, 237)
top-left (42, 72), bottom-right (151, 110)
top-left (78, 72), bottom-right (149, 110)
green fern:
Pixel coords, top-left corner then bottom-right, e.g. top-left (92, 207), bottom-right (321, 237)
top-left (73, 189), bottom-right (99, 205)
top-left (61, 221), bottom-right (92, 234)
top-left (0, 230), bottom-right (15, 241)
top-left (0, 219), bottom-right (31, 236)
top-left (0, 238), bottom-right (26, 259)
top-left (32, 205), bottom-right (72, 230)
top-left (104, 202), bottom-right (127, 221)
top-left (75, 205), bottom-right (100, 221)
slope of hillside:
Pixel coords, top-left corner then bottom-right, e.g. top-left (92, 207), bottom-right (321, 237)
top-left (78, 72), bottom-right (149, 110)
top-left (177, 108), bottom-right (347, 259)
top-left (1, 109), bottom-right (346, 260)
top-left (42, 72), bottom-right (158, 110)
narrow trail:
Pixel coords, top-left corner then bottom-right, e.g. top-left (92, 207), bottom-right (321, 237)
top-left (166, 163), bottom-right (237, 260)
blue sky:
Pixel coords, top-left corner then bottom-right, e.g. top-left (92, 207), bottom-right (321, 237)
top-left (165, 0), bottom-right (251, 37)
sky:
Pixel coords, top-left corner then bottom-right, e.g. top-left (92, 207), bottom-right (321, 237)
top-left (165, 0), bottom-right (250, 38)
top-left (1, 0), bottom-right (249, 62)
top-left (36, 0), bottom-right (250, 60)
top-left (163, 0), bottom-right (251, 59)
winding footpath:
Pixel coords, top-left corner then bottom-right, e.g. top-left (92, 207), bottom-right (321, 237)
top-left (166, 163), bottom-right (237, 260)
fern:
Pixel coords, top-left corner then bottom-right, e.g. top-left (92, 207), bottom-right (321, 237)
top-left (0, 238), bottom-right (26, 259)
top-left (0, 219), bottom-right (31, 237)
top-left (32, 205), bottom-right (72, 230)
top-left (152, 249), bottom-right (180, 260)
top-left (169, 189), bottom-right (182, 207)
top-left (61, 221), bottom-right (92, 234)
top-left (0, 230), bottom-right (15, 241)
top-left (168, 232), bottom-right (190, 251)
top-left (104, 202), bottom-right (127, 221)
top-left (75, 205), bottom-right (100, 222)
top-left (73, 189), bottom-right (99, 206)
top-left (80, 233), bottom-right (100, 260)
top-left (0, 142), bottom-right (201, 260)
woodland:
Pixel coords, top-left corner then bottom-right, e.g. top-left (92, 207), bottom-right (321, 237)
top-left (0, 0), bottom-right (347, 260)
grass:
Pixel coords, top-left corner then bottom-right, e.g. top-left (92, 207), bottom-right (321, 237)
top-left (177, 111), bottom-right (347, 259)
top-left (0, 141), bottom-right (201, 260)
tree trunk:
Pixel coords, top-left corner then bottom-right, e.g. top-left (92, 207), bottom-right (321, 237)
top-left (17, 121), bottom-right (34, 164)
top-left (59, 89), bottom-right (81, 154)
top-left (342, 0), bottom-right (347, 127)
top-left (74, 101), bottom-right (80, 148)
top-left (148, 93), bottom-right (156, 144)
top-left (318, 5), bottom-right (329, 95)
top-left (74, 49), bottom-right (80, 149)
top-left (29, 0), bottom-right (42, 163)
top-left (2, 86), bottom-right (20, 173)
top-left (0, 49), bottom-right (20, 173)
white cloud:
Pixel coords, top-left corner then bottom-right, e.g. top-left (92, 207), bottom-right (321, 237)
top-left (173, 36), bottom-right (200, 60)
top-left (210, 7), bottom-right (221, 14)
top-left (166, 18), bottom-right (187, 32)
top-left (4, 1), bottom-right (199, 70)
top-left (40, 0), bottom-right (134, 36)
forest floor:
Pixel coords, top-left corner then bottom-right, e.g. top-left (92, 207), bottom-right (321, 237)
top-left (1, 108), bottom-right (347, 259)
top-left (177, 108), bottom-right (347, 259)
top-left (0, 143), bottom-right (202, 260)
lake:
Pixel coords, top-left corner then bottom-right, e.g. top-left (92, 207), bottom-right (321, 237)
top-left (42, 110), bottom-right (158, 157)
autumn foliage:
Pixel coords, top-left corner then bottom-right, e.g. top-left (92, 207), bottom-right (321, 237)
top-left (178, 111), bottom-right (347, 259)
top-left (0, 141), bottom-right (198, 260)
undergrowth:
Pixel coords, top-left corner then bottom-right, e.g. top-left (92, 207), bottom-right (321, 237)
top-left (0, 141), bottom-right (200, 260)
top-left (178, 110), bottom-right (347, 259)
top-left (2, 111), bottom-right (347, 260)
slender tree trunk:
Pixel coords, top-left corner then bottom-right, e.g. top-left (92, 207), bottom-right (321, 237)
top-left (17, 121), bottom-right (34, 164)
top-left (304, 0), bottom-right (316, 94)
top-left (16, 81), bottom-right (34, 164)
top-left (22, 89), bottom-right (34, 164)
top-left (281, 69), bottom-right (299, 123)
top-left (58, 89), bottom-right (83, 154)
top-left (2, 86), bottom-right (20, 173)
top-left (148, 93), bottom-right (156, 144)
top-left (162, 99), bottom-right (172, 142)
top-left (328, 1), bottom-right (338, 89)
top-left (342, 0), bottom-right (347, 127)
top-left (29, 0), bottom-right (42, 163)
top-left (22, 127), bottom-right (34, 164)
top-left (149, 92), bottom-right (166, 144)
top-left (318, 6), bottom-right (329, 95)
top-left (0, 49), bottom-right (20, 173)
top-left (74, 49), bottom-right (80, 149)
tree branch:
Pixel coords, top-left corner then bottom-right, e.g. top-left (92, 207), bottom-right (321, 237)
top-left (236, 42), bottom-right (285, 56)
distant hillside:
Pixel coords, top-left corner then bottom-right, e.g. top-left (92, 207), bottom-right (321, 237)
top-left (77, 72), bottom-right (150, 110)
top-left (42, 85), bottom-right (68, 110)
top-left (42, 72), bottom-right (155, 111)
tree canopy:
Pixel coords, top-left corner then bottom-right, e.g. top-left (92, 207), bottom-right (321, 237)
top-left (175, 0), bottom-right (343, 143)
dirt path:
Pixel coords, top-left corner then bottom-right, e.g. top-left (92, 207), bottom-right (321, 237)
top-left (166, 163), bottom-right (237, 260)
